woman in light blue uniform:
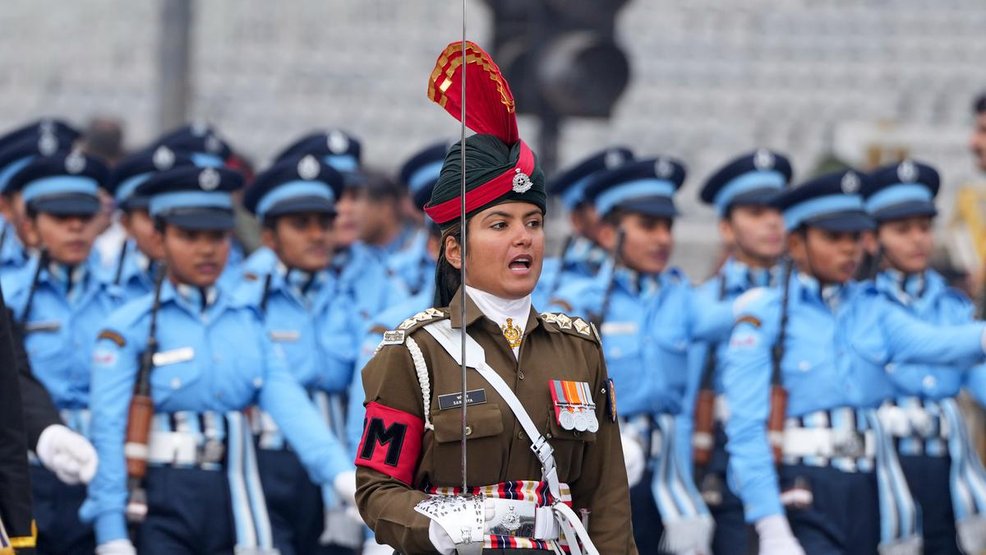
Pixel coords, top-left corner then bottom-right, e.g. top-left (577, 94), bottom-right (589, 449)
top-left (0, 121), bottom-right (80, 274)
top-left (551, 157), bottom-right (732, 554)
top-left (538, 147), bottom-right (634, 307)
top-left (684, 149), bottom-right (792, 555)
top-left (2, 150), bottom-right (113, 555)
top-left (103, 146), bottom-right (197, 304)
top-left (82, 165), bottom-right (354, 555)
top-left (237, 154), bottom-right (360, 555)
top-left (861, 159), bottom-right (986, 554)
top-left (724, 169), bottom-right (986, 555)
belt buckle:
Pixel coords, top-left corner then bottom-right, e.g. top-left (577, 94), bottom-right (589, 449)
top-left (907, 407), bottom-right (935, 438)
top-left (200, 439), bottom-right (225, 464)
top-left (831, 429), bottom-right (865, 458)
top-left (487, 500), bottom-right (537, 537)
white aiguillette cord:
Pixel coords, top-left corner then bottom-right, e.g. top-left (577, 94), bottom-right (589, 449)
top-left (458, 0), bottom-right (469, 494)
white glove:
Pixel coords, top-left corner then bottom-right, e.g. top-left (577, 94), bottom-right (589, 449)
top-left (333, 469), bottom-right (357, 505)
top-left (428, 520), bottom-right (457, 555)
top-left (621, 432), bottom-right (646, 487)
top-left (36, 424), bottom-right (98, 485)
top-left (756, 514), bottom-right (805, 555)
top-left (362, 537), bottom-right (398, 555)
top-left (95, 539), bottom-right (137, 555)
top-left (319, 505), bottom-right (364, 548)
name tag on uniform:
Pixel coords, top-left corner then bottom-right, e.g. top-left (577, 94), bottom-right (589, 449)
top-left (600, 321), bottom-right (637, 336)
top-left (268, 330), bottom-right (300, 342)
top-left (24, 320), bottom-right (61, 333)
top-left (437, 389), bottom-right (487, 410)
top-left (152, 347), bottom-right (195, 367)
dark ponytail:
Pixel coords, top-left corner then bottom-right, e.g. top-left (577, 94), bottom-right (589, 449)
top-left (433, 222), bottom-right (465, 308)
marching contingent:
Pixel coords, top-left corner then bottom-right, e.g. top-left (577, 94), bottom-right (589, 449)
top-left (2, 39), bottom-right (986, 555)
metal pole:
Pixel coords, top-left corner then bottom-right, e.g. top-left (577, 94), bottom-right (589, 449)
top-left (537, 109), bottom-right (561, 177)
top-left (158, 0), bottom-right (192, 132)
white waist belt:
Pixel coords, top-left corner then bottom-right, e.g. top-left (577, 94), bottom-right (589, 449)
top-left (783, 428), bottom-right (876, 459)
top-left (145, 411), bottom-right (227, 468)
top-left (147, 431), bottom-right (200, 466)
top-left (878, 400), bottom-right (950, 440)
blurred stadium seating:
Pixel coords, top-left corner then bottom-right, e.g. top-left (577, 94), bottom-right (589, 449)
top-left (0, 0), bottom-right (984, 276)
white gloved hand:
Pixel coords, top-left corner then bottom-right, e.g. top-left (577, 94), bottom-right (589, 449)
top-left (36, 424), bottom-right (98, 485)
top-left (621, 432), bottom-right (646, 487)
top-left (332, 469), bottom-right (357, 505)
top-left (756, 514), bottom-right (805, 555)
top-left (318, 505), bottom-right (363, 548)
top-left (428, 520), bottom-right (457, 555)
top-left (95, 539), bottom-right (137, 555)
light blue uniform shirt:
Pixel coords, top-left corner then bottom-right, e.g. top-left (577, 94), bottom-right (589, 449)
top-left (234, 263), bottom-right (350, 394)
top-left (537, 236), bottom-right (608, 308)
top-left (551, 265), bottom-right (731, 418)
top-left (723, 272), bottom-right (986, 522)
top-left (81, 281), bottom-right (352, 543)
top-left (239, 245), bottom-right (279, 279)
top-left (680, 258), bottom-right (779, 467)
top-left (106, 239), bottom-right (158, 304)
top-left (0, 221), bottom-right (29, 273)
top-left (385, 230), bottom-right (434, 296)
top-left (2, 253), bottom-right (117, 410)
top-left (872, 268), bottom-right (979, 401)
top-left (215, 239), bottom-right (245, 292)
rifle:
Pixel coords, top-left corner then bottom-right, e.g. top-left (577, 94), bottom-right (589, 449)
top-left (124, 262), bottom-right (167, 523)
top-left (767, 259), bottom-right (794, 464)
top-left (589, 229), bottom-right (625, 329)
top-left (19, 249), bottom-right (48, 325)
top-left (692, 273), bottom-right (727, 468)
top-left (112, 240), bottom-right (130, 287)
top-left (546, 234), bottom-right (576, 300)
top-left (859, 246), bottom-right (883, 283)
top-left (259, 271), bottom-right (273, 314)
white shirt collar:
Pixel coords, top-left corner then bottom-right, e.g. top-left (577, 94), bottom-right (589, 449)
top-left (465, 284), bottom-right (531, 357)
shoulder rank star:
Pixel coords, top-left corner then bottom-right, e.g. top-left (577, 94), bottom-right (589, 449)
top-left (501, 318), bottom-right (523, 348)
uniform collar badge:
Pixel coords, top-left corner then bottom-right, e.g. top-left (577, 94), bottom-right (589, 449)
top-left (501, 317), bottom-right (523, 348)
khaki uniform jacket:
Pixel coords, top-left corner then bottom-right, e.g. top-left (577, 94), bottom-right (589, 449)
top-left (355, 289), bottom-right (637, 554)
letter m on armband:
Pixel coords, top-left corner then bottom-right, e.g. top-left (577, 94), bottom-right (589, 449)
top-left (356, 401), bottom-right (424, 485)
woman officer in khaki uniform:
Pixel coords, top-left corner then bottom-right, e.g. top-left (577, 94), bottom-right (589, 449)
top-left (353, 42), bottom-right (637, 555)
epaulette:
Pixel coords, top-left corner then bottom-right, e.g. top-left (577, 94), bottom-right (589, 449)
top-left (858, 281), bottom-right (879, 295)
top-left (943, 286), bottom-right (975, 307)
top-left (107, 294), bottom-right (160, 329)
top-left (732, 286), bottom-right (782, 323)
top-left (665, 266), bottom-right (686, 284)
top-left (540, 312), bottom-right (600, 343)
top-left (548, 297), bottom-right (575, 313)
top-left (378, 307), bottom-right (449, 347)
top-left (96, 329), bottom-right (127, 348)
